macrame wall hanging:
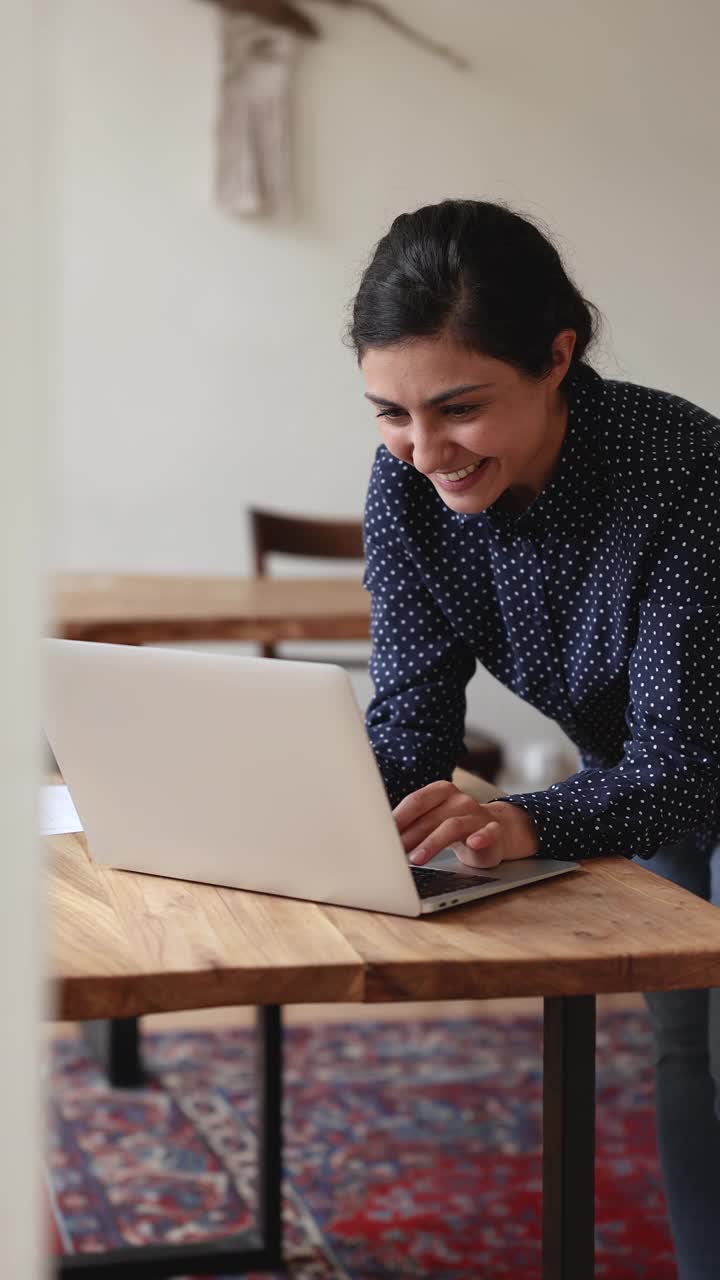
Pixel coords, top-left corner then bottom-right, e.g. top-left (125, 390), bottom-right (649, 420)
top-left (199, 0), bottom-right (468, 218)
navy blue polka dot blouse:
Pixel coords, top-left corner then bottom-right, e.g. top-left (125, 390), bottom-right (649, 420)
top-left (362, 362), bottom-right (720, 861)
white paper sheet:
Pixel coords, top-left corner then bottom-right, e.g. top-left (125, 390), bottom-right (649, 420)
top-left (40, 785), bottom-right (83, 835)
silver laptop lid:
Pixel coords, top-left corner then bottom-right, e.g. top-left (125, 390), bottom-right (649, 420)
top-left (43, 640), bottom-right (422, 917)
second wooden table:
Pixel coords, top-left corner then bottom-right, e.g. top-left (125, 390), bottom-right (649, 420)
top-left (51, 573), bottom-right (371, 646)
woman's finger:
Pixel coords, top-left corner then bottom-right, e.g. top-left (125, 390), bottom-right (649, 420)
top-left (450, 826), bottom-right (503, 869)
top-left (408, 814), bottom-right (491, 865)
top-left (397, 795), bottom-right (482, 854)
top-left (392, 780), bottom-right (457, 833)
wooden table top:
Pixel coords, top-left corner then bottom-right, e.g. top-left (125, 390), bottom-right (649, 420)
top-left (48, 829), bottom-right (720, 1021)
top-left (50, 573), bottom-right (370, 645)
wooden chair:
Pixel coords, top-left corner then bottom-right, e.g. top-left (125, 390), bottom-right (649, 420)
top-left (249, 508), bottom-right (504, 783)
top-left (250, 508), bottom-right (366, 663)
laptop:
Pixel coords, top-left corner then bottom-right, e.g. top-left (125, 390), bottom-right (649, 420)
top-left (42, 640), bottom-right (578, 917)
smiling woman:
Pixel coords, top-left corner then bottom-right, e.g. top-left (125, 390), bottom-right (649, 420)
top-left (345, 197), bottom-right (720, 1280)
top-left (352, 200), bottom-right (598, 518)
top-left (361, 331), bottom-right (574, 511)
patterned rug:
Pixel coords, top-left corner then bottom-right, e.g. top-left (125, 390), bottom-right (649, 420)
top-left (46, 1011), bottom-right (676, 1279)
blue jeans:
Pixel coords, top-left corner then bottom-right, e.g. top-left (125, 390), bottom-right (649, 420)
top-left (633, 836), bottom-right (720, 1280)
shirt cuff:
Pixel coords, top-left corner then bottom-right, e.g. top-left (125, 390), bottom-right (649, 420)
top-left (497, 791), bottom-right (613, 861)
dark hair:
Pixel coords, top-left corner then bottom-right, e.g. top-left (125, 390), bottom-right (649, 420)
top-left (347, 199), bottom-right (601, 383)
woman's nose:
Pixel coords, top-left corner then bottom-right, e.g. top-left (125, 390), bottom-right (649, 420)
top-left (409, 422), bottom-right (449, 476)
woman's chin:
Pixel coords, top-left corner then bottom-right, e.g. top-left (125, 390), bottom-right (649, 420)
top-left (433, 483), bottom-right (496, 514)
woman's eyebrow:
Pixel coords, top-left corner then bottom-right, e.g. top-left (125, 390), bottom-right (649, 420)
top-left (364, 382), bottom-right (494, 409)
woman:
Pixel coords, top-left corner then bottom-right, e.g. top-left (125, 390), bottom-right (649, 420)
top-left (348, 198), bottom-right (720, 1280)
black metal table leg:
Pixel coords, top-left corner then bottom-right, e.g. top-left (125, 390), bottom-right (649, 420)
top-left (542, 995), bottom-right (597, 1280)
top-left (257, 1004), bottom-right (284, 1261)
top-left (59, 1004), bottom-right (284, 1278)
top-left (82, 1017), bottom-right (144, 1088)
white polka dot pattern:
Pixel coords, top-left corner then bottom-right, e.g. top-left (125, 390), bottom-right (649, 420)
top-left (362, 363), bottom-right (720, 860)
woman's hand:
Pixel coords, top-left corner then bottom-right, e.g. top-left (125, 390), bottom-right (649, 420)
top-left (393, 780), bottom-right (540, 869)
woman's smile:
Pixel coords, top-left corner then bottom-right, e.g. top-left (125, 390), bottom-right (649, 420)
top-left (432, 457), bottom-right (493, 492)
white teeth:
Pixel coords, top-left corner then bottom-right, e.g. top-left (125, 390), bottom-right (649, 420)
top-left (439, 460), bottom-right (485, 481)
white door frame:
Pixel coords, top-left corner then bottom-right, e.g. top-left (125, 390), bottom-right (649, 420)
top-left (0, 1), bottom-right (50, 1275)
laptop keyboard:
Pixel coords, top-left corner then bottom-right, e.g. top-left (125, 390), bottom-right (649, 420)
top-left (411, 864), bottom-right (496, 899)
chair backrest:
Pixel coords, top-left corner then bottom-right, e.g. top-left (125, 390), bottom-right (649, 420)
top-left (249, 508), bottom-right (365, 659)
top-left (250, 508), bottom-right (364, 576)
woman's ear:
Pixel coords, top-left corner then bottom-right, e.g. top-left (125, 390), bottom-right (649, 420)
top-left (551, 329), bottom-right (577, 385)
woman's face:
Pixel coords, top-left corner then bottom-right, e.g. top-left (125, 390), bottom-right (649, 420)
top-left (361, 330), bottom-right (576, 514)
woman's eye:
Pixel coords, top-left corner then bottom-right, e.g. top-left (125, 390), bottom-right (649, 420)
top-left (444, 404), bottom-right (481, 417)
top-left (375, 403), bottom-right (488, 421)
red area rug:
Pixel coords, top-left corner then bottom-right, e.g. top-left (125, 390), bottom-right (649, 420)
top-left (46, 1011), bottom-right (676, 1278)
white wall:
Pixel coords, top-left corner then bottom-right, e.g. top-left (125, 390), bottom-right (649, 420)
top-left (0, 2), bottom-right (49, 1275)
top-left (51, 0), bottom-right (720, 778)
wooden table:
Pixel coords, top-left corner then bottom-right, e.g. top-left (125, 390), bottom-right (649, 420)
top-left (51, 573), bottom-right (370, 646)
top-left (48, 829), bottom-right (720, 1280)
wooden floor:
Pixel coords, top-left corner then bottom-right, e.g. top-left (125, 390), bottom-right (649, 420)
top-left (50, 992), bottom-right (643, 1039)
